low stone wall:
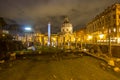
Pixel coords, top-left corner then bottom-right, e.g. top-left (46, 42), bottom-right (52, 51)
top-left (84, 44), bottom-right (120, 58)
top-left (111, 46), bottom-right (120, 58)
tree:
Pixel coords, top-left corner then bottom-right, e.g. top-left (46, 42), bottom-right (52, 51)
top-left (0, 17), bottom-right (7, 30)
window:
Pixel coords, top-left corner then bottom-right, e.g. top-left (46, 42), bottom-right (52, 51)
top-left (113, 28), bottom-right (116, 32)
top-left (106, 16), bottom-right (111, 22)
top-left (119, 28), bottom-right (120, 32)
top-left (119, 15), bottom-right (120, 19)
top-left (114, 23), bottom-right (116, 27)
top-left (109, 29), bottom-right (111, 33)
top-left (66, 29), bottom-right (68, 31)
top-left (62, 29), bottom-right (64, 32)
top-left (118, 8), bottom-right (120, 11)
top-left (113, 15), bottom-right (116, 19)
top-left (113, 8), bottom-right (116, 11)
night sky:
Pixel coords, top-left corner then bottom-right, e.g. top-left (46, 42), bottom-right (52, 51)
top-left (0, 0), bottom-right (119, 33)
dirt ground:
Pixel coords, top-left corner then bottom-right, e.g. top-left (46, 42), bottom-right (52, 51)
top-left (0, 55), bottom-right (119, 80)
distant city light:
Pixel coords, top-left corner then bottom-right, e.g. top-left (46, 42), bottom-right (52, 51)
top-left (87, 35), bottom-right (92, 40)
top-left (113, 28), bottom-right (116, 32)
top-left (99, 34), bottom-right (104, 39)
top-left (25, 27), bottom-right (32, 31)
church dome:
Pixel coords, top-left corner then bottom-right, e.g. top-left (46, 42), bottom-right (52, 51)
top-left (61, 17), bottom-right (73, 34)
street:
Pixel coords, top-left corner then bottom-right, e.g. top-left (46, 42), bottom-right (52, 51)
top-left (0, 54), bottom-right (119, 80)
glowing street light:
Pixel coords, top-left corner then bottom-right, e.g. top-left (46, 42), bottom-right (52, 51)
top-left (25, 27), bottom-right (32, 31)
top-left (87, 35), bottom-right (93, 40)
top-left (99, 34), bottom-right (104, 39)
top-left (87, 35), bottom-right (93, 44)
top-left (24, 26), bottom-right (33, 43)
top-left (99, 34), bottom-right (104, 44)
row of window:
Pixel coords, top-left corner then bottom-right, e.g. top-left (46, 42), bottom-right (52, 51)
top-left (91, 14), bottom-right (120, 25)
top-left (87, 27), bottom-right (120, 34)
top-left (62, 28), bottom-right (72, 33)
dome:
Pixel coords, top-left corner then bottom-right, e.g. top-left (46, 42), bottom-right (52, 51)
top-left (61, 17), bottom-right (73, 34)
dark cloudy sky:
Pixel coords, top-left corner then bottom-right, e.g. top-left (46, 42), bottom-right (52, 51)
top-left (0, 0), bottom-right (119, 33)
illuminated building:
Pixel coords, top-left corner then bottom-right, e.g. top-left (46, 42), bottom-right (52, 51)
top-left (57, 17), bottom-right (75, 49)
top-left (76, 27), bottom-right (87, 43)
top-left (61, 17), bottom-right (73, 34)
top-left (86, 3), bottom-right (120, 44)
top-left (22, 17), bottom-right (76, 48)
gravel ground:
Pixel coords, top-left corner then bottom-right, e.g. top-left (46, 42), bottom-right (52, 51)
top-left (0, 55), bottom-right (119, 80)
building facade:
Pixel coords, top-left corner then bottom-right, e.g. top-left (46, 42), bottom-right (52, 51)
top-left (22, 17), bottom-right (76, 48)
top-left (61, 17), bottom-right (73, 34)
top-left (57, 17), bottom-right (75, 49)
top-left (86, 3), bottom-right (120, 44)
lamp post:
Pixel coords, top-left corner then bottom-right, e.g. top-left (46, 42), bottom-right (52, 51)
top-left (75, 37), bottom-right (78, 49)
top-left (80, 38), bottom-right (83, 50)
top-left (87, 35), bottom-right (93, 44)
top-left (108, 28), bottom-right (112, 57)
top-left (108, 34), bottom-right (112, 57)
top-left (99, 34), bottom-right (104, 44)
top-left (24, 27), bottom-right (32, 42)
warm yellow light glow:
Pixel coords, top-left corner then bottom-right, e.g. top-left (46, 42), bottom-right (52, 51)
top-left (99, 34), bottom-right (104, 39)
top-left (2, 34), bottom-right (5, 37)
top-left (114, 37), bottom-right (117, 39)
top-left (118, 38), bottom-right (120, 43)
top-left (113, 28), bottom-right (116, 32)
top-left (52, 37), bottom-right (56, 41)
top-left (119, 28), bottom-right (120, 32)
top-left (87, 35), bottom-right (92, 40)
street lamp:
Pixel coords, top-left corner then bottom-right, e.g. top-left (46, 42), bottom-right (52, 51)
top-left (99, 34), bottom-right (104, 44)
top-left (108, 27), bottom-right (112, 57)
top-left (80, 37), bottom-right (83, 50)
top-left (88, 35), bottom-right (92, 40)
top-left (25, 27), bottom-right (32, 31)
top-left (99, 34), bottom-right (104, 39)
top-left (24, 26), bottom-right (33, 43)
top-left (87, 35), bottom-right (93, 44)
